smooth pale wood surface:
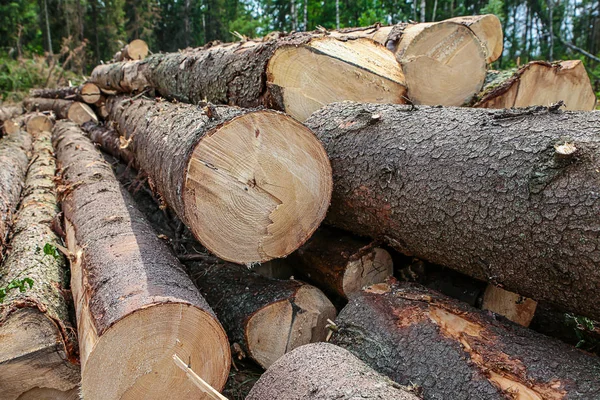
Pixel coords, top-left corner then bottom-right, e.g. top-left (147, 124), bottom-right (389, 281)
top-left (342, 248), bottom-right (394, 296)
top-left (184, 111), bottom-right (332, 263)
top-left (126, 39), bottom-right (149, 60)
top-left (482, 285), bottom-right (538, 327)
top-left (67, 102), bottom-right (98, 125)
top-left (447, 14), bottom-right (504, 63)
top-left (80, 82), bottom-right (102, 104)
top-left (267, 37), bottom-right (407, 121)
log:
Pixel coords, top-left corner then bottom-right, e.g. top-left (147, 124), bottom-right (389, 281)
top-left (91, 33), bottom-right (407, 121)
top-left (4, 113), bottom-right (55, 135)
top-left (23, 98), bottom-right (98, 125)
top-left (306, 102), bottom-right (600, 320)
top-left (52, 120), bottom-right (231, 399)
top-left (0, 105), bottom-right (24, 122)
top-left (332, 19), bottom-right (489, 106)
top-left (189, 261), bottom-right (336, 369)
top-left (0, 131), bottom-right (31, 256)
top-left (447, 14), bottom-right (504, 63)
top-left (474, 60), bottom-right (597, 110)
top-left (105, 97), bottom-right (332, 264)
top-left (332, 281), bottom-right (600, 399)
top-left (0, 129), bottom-right (80, 399)
top-left (113, 39), bottom-right (149, 61)
top-left (482, 285), bottom-right (537, 327)
top-left (286, 226), bottom-right (393, 300)
top-left (246, 342), bottom-right (420, 400)
top-left (30, 83), bottom-right (102, 104)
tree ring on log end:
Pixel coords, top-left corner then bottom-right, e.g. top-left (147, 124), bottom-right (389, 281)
top-left (398, 22), bottom-right (487, 106)
top-left (67, 102), bottom-right (98, 125)
top-left (81, 303), bottom-right (230, 400)
top-left (342, 247), bottom-right (394, 296)
top-left (245, 285), bottom-right (336, 369)
top-left (184, 110), bottom-right (332, 264)
top-left (267, 37), bottom-right (407, 122)
top-left (26, 115), bottom-right (54, 135)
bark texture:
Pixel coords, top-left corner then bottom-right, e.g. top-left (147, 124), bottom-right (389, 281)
top-left (23, 97), bottom-right (73, 119)
top-left (0, 130), bottom-right (31, 256)
top-left (0, 105), bottom-right (24, 122)
top-left (306, 102), bottom-right (600, 320)
top-left (189, 261), bottom-right (336, 369)
top-left (81, 121), bottom-right (135, 166)
top-left (247, 342), bottom-right (421, 400)
top-left (52, 120), bottom-right (230, 399)
top-left (0, 130), bottom-right (79, 399)
top-left (332, 282), bottom-right (600, 399)
top-left (30, 83), bottom-right (102, 104)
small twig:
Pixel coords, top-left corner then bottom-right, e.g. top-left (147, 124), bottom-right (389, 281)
top-left (172, 354), bottom-right (228, 400)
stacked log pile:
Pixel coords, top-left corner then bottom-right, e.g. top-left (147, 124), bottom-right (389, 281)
top-left (0, 13), bottom-right (598, 400)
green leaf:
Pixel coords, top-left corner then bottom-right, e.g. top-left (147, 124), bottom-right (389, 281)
top-left (43, 243), bottom-right (60, 260)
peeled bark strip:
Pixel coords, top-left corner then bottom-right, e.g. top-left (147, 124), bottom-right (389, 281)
top-left (0, 131), bottom-right (31, 255)
top-left (0, 105), bottom-right (24, 122)
top-left (474, 60), bottom-right (597, 110)
top-left (91, 34), bottom-right (407, 121)
top-left (30, 83), bottom-right (102, 104)
top-left (113, 39), bottom-right (149, 61)
top-left (190, 261), bottom-right (336, 369)
top-left (447, 14), bottom-right (504, 63)
top-left (332, 282), bottom-right (600, 399)
top-left (106, 97), bottom-right (332, 264)
top-left (0, 130), bottom-right (80, 399)
top-left (306, 102), bottom-right (600, 320)
top-left (482, 285), bottom-right (538, 327)
top-left (287, 226), bottom-right (393, 299)
top-left (247, 342), bottom-right (420, 400)
top-left (53, 120), bottom-right (231, 400)
top-left (23, 97), bottom-right (98, 124)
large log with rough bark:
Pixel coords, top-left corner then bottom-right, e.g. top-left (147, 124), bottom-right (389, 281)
top-left (91, 33), bottom-right (407, 121)
top-left (0, 131), bottom-right (31, 256)
top-left (30, 83), bottom-right (102, 105)
top-left (0, 130), bottom-right (80, 400)
top-left (332, 282), bottom-right (600, 399)
top-left (474, 60), bottom-right (597, 110)
top-left (286, 226), bottom-right (393, 300)
top-left (306, 102), bottom-right (600, 320)
top-left (189, 261), bottom-right (336, 369)
top-left (52, 120), bottom-right (231, 399)
top-left (247, 342), bottom-right (420, 400)
top-left (105, 97), bottom-right (332, 264)
top-left (23, 97), bottom-right (98, 125)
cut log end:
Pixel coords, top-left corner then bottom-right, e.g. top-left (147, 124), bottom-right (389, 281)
top-left (183, 110), bottom-right (332, 264)
top-left (127, 39), bottom-right (149, 60)
top-left (267, 37), bottom-right (407, 121)
top-left (67, 102), bottom-right (98, 125)
top-left (81, 303), bottom-right (230, 400)
top-left (80, 83), bottom-right (102, 104)
top-left (246, 285), bottom-right (336, 369)
top-left (482, 285), bottom-right (538, 327)
top-left (342, 247), bottom-right (393, 296)
top-left (399, 22), bottom-right (487, 106)
top-left (448, 14), bottom-right (504, 63)
top-left (26, 115), bottom-right (54, 135)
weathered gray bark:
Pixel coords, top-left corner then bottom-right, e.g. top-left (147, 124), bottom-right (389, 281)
top-left (81, 120), bottom-right (135, 166)
top-left (0, 130), bottom-right (31, 256)
top-left (332, 282), bottom-right (600, 399)
top-left (52, 120), bottom-right (230, 399)
top-left (306, 102), bottom-right (600, 320)
top-left (0, 131), bottom-right (79, 399)
top-left (30, 83), bottom-right (101, 104)
top-left (0, 105), bottom-right (24, 122)
top-left (247, 342), bottom-right (421, 400)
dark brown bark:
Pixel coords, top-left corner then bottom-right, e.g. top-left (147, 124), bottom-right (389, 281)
top-left (0, 105), bottom-right (24, 122)
top-left (81, 121), bottom-right (135, 167)
top-left (104, 96), bottom-right (332, 263)
top-left (332, 282), bottom-right (600, 399)
top-left (0, 130), bottom-right (31, 256)
top-left (0, 131), bottom-right (79, 399)
top-left (189, 261), bottom-right (336, 369)
top-left (287, 226), bottom-right (393, 300)
top-left (23, 97), bottom-right (73, 119)
top-left (30, 83), bottom-right (101, 105)
top-left (306, 102), bottom-right (600, 320)
top-left (52, 120), bottom-right (230, 399)
top-left (246, 342), bottom-right (420, 400)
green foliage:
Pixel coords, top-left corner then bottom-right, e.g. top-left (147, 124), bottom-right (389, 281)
top-left (43, 243), bottom-right (61, 260)
top-left (0, 277), bottom-right (34, 303)
top-left (481, 0), bottom-right (505, 23)
top-left (565, 313), bottom-right (599, 352)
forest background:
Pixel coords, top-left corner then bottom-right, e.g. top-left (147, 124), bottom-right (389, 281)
top-left (0, 0), bottom-right (598, 101)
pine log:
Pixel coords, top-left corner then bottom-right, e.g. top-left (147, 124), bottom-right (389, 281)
top-left (0, 130), bottom-right (80, 399)
top-left (332, 282), bottom-right (600, 399)
top-left (246, 342), bottom-right (420, 400)
top-left (105, 97), bottom-right (332, 264)
top-left (482, 285), bottom-right (538, 327)
top-left (0, 131), bottom-right (31, 256)
top-left (474, 60), bottom-right (597, 110)
top-left (113, 39), bottom-right (149, 61)
top-left (287, 226), bottom-right (393, 300)
top-left (447, 14), bottom-right (504, 63)
top-left (4, 113), bottom-right (55, 135)
top-left (0, 105), bottom-right (24, 122)
top-left (189, 261), bottom-right (336, 369)
top-left (91, 33), bottom-right (407, 121)
top-left (81, 121), bottom-right (135, 166)
top-left (30, 83), bottom-right (102, 104)
top-left (23, 97), bottom-right (98, 125)
top-left (52, 120), bottom-right (231, 399)
top-left (306, 102), bottom-right (600, 320)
